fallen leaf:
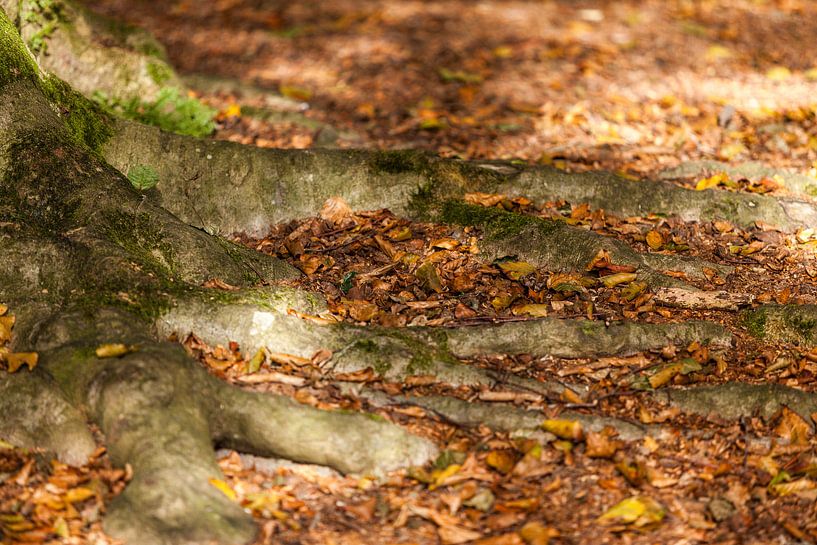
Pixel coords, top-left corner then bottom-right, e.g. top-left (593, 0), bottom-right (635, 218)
top-left (646, 230), bottom-right (663, 250)
top-left (518, 521), bottom-right (559, 545)
top-left (208, 478), bottom-right (237, 501)
top-left (600, 272), bottom-right (637, 288)
top-left (486, 450), bottom-right (518, 474)
top-left (320, 196), bottom-right (352, 224)
top-left (775, 407), bottom-right (811, 446)
top-left (497, 261), bottom-right (536, 280)
top-left (696, 172), bottom-right (728, 191)
top-left (770, 478), bottom-right (816, 497)
top-left (598, 495), bottom-right (665, 527)
top-left (465, 192), bottom-right (505, 207)
top-left (584, 427), bottom-right (621, 458)
top-left (6, 352), bottom-right (38, 372)
top-left (247, 347), bottom-right (267, 373)
top-left (510, 304), bottom-right (548, 318)
top-left (95, 343), bottom-right (135, 358)
top-left (416, 262), bottom-right (444, 293)
top-left (541, 419), bottom-right (583, 441)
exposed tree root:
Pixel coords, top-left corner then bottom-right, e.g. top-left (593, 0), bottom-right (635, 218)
top-left (3, 6), bottom-right (813, 545)
top-left (100, 123), bottom-right (817, 234)
top-left (741, 304), bottom-right (817, 347)
top-left (435, 201), bottom-right (732, 286)
top-left (347, 386), bottom-right (652, 441)
top-left (160, 297), bottom-right (732, 384)
top-left (24, 308), bottom-right (436, 545)
top-left (0, 19), bottom-right (437, 544)
top-left (657, 382), bottom-right (817, 425)
top-left (8, 0), bottom-right (182, 102)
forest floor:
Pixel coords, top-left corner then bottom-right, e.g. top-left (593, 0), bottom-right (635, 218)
top-left (4, 1), bottom-right (817, 544)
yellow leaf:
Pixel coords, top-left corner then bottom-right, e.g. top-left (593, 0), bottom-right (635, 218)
top-left (497, 261), bottom-right (536, 280)
top-left (95, 343), bottom-right (134, 358)
top-left (0, 315), bottom-right (15, 343)
top-left (429, 463), bottom-right (461, 491)
top-left (6, 352), bottom-right (38, 373)
top-left (0, 303), bottom-right (7, 316)
top-left (53, 517), bottom-right (69, 539)
top-left (695, 172), bottom-right (728, 191)
top-left (64, 487), bottom-right (95, 503)
top-left (493, 45), bottom-right (513, 58)
top-left (719, 142), bottom-right (747, 161)
top-left (223, 103), bottom-right (241, 118)
top-left (243, 490), bottom-right (281, 512)
top-left (600, 272), bottom-right (637, 288)
top-left (279, 85), bottom-right (312, 101)
top-left (598, 495), bottom-right (665, 527)
top-left (247, 348), bottom-right (267, 374)
top-left (208, 478), bottom-right (237, 501)
top-left (512, 304), bottom-right (549, 317)
top-left (806, 68), bottom-right (817, 81)
top-left (766, 66), bottom-right (792, 81)
top-left (645, 230), bottom-right (663, 250)
top-left (648, 363), bottom-right (682, 388)
top-left (541, 419), bottom-right (583, 440)
top-left (491, 293), bottom-right (514, 311)
top-left (388, 226), bottom-right (412, 241)
top-left (770, 478), bottom-right (816, 497)
top-left (705, 45), bottom-right (733, 61)
top-left (486, 450), bottom-right (517, 474)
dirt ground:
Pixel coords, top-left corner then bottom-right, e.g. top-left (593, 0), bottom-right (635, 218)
top-left (3, 1), bottom-right (817, 544)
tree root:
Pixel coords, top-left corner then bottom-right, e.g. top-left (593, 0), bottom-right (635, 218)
top-left (100, 125), bottom-right (817, 234)
top-left (741, 304), bottom-right (817, 347)
top-left (436, 201), bottom-right (732, 286)
top-left (160, 296), bottom-right (733, 384)
top-left (15, 307), bottom-right (436, 545)
top-left (656, 382), bottom-right (817, 425)
top-left (0, 370), bottom-right (96, 466)
top-left (346, 385), bottom-right (652, 441)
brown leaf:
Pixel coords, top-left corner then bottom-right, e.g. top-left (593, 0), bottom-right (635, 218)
top-left (775, 407), bottom-right (811, 446)
top-left (343, 497), bottom-right (377, 522)
top-left (319, 196), bottom-right (352, 224)
top-left (518, 521), bottom-right (559, 545)
top-left (646, 230), bottom-right (663, 250)
top-left (473, 533), bottom-right (524, 545)
top-left (416, 262), bottom-right (444, 293)
top-left (486, 450), bottom-right (518, 474)
top-left (464, 192), bottom-right (505, 207)
top-left (584, 427), bottom-right (621, 458)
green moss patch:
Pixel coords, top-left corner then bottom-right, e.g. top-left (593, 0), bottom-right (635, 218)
top-left (94, 87), bottom-right (216, 138)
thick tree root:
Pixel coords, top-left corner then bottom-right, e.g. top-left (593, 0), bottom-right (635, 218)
top-left (657, 382), bottom-right (817, 425)
top-left (100, 125), bottom-right (817, 234)
top-left (436, 201), bottom-right (732, 286)
top-left (741, 304), bottom-right (817, 347)
top-left (8, 0), bottom-right (182, 102)
top-left (0, 371), bottom-right (95, 466)
top-left (15, 307), bottom-right (437, 545)
top-left (160, 297), bottom-right (733, 384)
top-left (0, 24), bottom-right (437, 544)
top-left (347, 386), bottom-right (652, 441)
